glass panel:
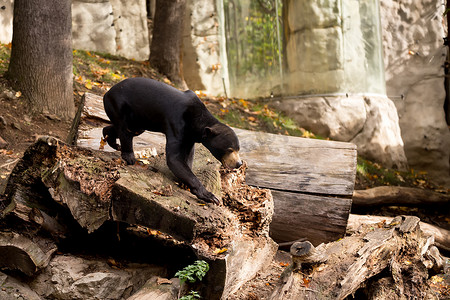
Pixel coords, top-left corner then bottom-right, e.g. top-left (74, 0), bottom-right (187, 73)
top-left (222, 0), bottom-right (283, 98)
top-left (221, 0), bottom-right (386, 98)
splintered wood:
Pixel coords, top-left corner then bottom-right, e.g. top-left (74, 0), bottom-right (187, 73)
top-left (270, 216), bottom-right (446, 300)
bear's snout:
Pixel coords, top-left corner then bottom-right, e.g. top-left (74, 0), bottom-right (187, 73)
top-left (222, 150), bottom-right (242, 169)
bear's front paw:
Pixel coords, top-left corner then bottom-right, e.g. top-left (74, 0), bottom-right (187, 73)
top-left (195, 188), bottom-right (220, 205)
top-left (121, 152), bottom-right (136, 165)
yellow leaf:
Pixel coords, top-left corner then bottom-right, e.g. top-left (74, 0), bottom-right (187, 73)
top-left (430, 275), bottom-right (444, 284)
top-left (239, 99), bottom-right (248, 108)
top-left (85, 81), bottom-right (93, 90)
top-left (99, 137), bottom-right (107, 150)
top-left (111, 73), bottom-right (123, 80)
top-left (214, 248), bottom-right (228, 254)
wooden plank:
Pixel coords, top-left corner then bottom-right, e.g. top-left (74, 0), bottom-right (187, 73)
top-left (235, 128), bottom-right (357, 196)
top-left (83, 92), bottom-right (109, 121)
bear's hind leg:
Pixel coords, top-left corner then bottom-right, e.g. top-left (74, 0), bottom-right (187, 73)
top-left (118, 128), bottom-right (136, 165)
top-left (103, 125), bottom-right (120, 150)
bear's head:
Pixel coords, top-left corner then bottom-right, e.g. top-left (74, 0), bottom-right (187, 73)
top-left (202, 123), bottom-right (242, 169)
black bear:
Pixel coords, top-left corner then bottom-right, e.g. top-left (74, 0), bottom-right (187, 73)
top-left (102, 77), bottom-right (242, 205)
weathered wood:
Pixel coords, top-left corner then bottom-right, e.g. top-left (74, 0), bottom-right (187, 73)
top-left (2, 137), bottom-right (277, 300)
top-left (66, 93), bottom-right (86, 145)
top-left (270, 191), bottom-right (351, 246)
top-left (234, 128), bottom-right (356, 245)
top-left (234, 128), bottom-right (357, 196)
top-left (352, 186), bottom-right (450, 207)
top-left (0, 231), bottom-right (57, 276)
top-left (77, 92), bottom-right (357, 245)
top-left (347, 214), bottom-right (450, 252)
top-left (270, 216), bottom-right (444, 300)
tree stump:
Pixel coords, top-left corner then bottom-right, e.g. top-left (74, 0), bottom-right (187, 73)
top-left (269, 216), bottom-right (446, 299)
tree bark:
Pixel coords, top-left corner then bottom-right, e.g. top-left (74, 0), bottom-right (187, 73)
top-left (7, 0), bottom-right (74, 120)
top-left (150, 0), bottom-right (187, 88)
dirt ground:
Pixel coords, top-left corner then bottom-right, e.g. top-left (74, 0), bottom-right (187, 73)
top-left (0, 81), bottom-right (72, 195)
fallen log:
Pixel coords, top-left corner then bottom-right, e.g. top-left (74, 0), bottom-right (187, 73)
top-left (347, 214), bottom-right (450, 252)
top-left (76, 92), bottom-right (358, 246)
top-left (0, 137), bottom-right (276, 300)
top-left (270, 216), bottom-right (446, 300)
top-left (352, 186), bottom-right (450, 207)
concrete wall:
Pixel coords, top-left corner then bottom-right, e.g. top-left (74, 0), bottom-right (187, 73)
top-left (380, 0), bottom-right (450, 186)
top-left (72, 0), bottom-right (149, 61)
top-left (182, 0), bottom-right (225, 95)
top-left (1, 0), bottom-right (149, 61)
top-left (0, 0), bottom-right (13, 44)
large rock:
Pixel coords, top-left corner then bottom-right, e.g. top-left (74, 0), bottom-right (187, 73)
top-left (350, 96), bottom-right (408, 170)
top-left (0, 272), bottom-right (42, 300)
top-left (380, 0), bottom-right (450, 186)
top-left (273, 95), bottom-right (408, 170)
top-left (29, 255), bottom-right (167, 300)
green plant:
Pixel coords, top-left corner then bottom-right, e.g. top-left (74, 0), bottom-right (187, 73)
top-left (179, 291), bottom-right (201, 300)
top-left (175, 260), bottom-right (209, 284)
top-left (175, 260), bottom-right (209, 299)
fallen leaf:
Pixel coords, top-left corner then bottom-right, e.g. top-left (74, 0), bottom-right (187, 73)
top-left (147, 229), bottom-right (162, 236)
top-left (157, 277), bottom-right (172, 285)
top-left (214, 248), bottom-right (228, 254)
top-left (302, 278), bottom-right (311, 287)
top-left (85, 80), bottom-right (93, 90)
top-left (99, 137), bottom-right (107, 150)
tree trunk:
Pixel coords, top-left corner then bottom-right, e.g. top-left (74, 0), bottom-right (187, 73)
top-left (149, 0), bottom-right (187, 88)
top-left (7, 0), bottom-right (74, 120)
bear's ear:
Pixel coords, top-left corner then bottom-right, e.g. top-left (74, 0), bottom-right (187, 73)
top-left (204, 126), bottom-right (218, 138)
